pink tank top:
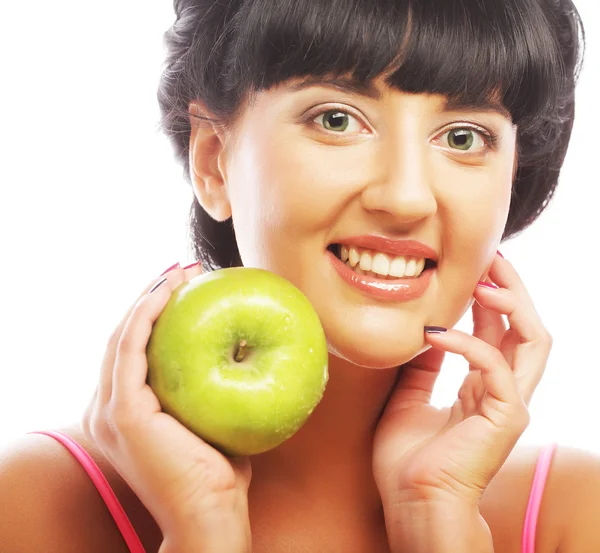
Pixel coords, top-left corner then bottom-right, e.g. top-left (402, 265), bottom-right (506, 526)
top-left (28, 430), bottom-right (557, 553)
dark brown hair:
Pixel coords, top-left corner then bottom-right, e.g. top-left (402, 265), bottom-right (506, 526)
top-left (157, 0), bottom-right (586, 270)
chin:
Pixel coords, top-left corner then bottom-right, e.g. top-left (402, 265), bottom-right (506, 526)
top-left (324, 323), bottom-right (431, 369)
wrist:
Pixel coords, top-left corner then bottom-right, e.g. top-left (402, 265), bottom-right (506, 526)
top-left (383, 500), bottom-right (494, 553)
top-left (158, 502), bottom-right (252, 553)
top-left (159, 528), bottom-right (251, 553)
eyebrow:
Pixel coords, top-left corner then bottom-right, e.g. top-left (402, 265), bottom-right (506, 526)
top-left (288, 75), bottom-right (512, 121)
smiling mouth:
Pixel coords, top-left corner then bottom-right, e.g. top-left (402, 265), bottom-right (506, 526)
top-left (327, 243), bottom-right (437, 280)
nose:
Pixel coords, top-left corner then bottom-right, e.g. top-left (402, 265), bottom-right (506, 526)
top-left (360, 148), bottom-right (437, 225)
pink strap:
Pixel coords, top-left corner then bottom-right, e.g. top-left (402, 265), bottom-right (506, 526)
top-left (521, 443), bottom-right (558, 553)
top-left (28, 430), bottom-right (146, 553)
top-left (29, 430), bottom-right (556, 553)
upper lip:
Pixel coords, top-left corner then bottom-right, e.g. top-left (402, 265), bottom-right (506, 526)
top-left (332, 236), bottom-right (439, 261)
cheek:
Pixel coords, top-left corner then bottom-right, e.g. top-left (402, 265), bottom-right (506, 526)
top-left (228, 125), bottom-right (365, 263)
top-left (439, 162), bottom-right (511, 247)
top-left (225, 127), bottom-right (330, 267)
top-left (432, 172), bottom-right (511, 323)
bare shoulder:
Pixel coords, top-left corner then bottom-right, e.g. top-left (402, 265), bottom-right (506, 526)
top-left (0, 424), bottom-right (161, 553)
top-left (542, 444), bottom-right (600, 553)
top-left (480, 443), bottom-right (600, 553)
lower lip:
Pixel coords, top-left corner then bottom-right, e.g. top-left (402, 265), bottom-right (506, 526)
top-left (327, 251), bottom-right (434, 301)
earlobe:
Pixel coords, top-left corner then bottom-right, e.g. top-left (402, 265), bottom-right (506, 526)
top-left (188, 101), bottom-right (232, 222)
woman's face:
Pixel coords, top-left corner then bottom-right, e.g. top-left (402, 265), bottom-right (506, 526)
top-left (193, 75), bottom-right (518, 368)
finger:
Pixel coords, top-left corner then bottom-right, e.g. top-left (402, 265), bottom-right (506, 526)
top-left (391, 345), bottom-right (446, 408)
top-left (111, 268), bottom-right (188, 407)
top-left (473, 282), bottom-right (546, 346)
top-left (455, 370), bottom-right (485, 418)
top-left (472, 286), bottom-right (506, 350)
top-left (447, 294), bottom-right (508, 421)
top-left (467, 299), bottom-right (506, 402)
top-left (97, 265), bottom-right (181, 406)
top-left (424, 329), bottom-right (525, 426)
top-left (97, 262), bottom-right (202, 406)
top-left (486, 254), bottom-right (536, 313)
top-left (472, 283), bottom-right (551, 405)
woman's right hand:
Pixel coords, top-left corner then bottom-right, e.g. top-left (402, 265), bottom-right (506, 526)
top-left (81, 262), bottom-right (253, 553)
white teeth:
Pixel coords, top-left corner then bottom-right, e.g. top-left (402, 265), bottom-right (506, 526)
top-left (371, 253), bottom-right (390, 276)
top-left (404, 258), bottom-right (417, 277)
top-left (359, 251), bottom-right (372, 271)
top-left (337, 244), bottom-right (432, 279)
top-left (389, 256), bottom-right (407, 278)
top-left (340, 245), bottom-right (349, 262)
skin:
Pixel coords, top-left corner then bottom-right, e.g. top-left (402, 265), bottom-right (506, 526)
top-left (188, 74), bottom-right (518, 543)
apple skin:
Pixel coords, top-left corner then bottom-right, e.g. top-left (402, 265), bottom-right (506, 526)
top-left (146, 267), bottom-right (329, 457)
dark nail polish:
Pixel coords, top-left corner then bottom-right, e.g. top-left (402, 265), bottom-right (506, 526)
top-left (425, 326), bottom-right (448, 333)
top-left (149, 277), bottom-right (168, 294)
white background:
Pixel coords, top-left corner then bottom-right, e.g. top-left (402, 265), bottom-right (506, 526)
top-left (0, 1), bottom-right (598, 452)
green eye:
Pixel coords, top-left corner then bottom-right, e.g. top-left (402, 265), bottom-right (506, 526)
top-left (447, 128), bottom-right (476, 150)
top-left (320, 110), bottom-right (350, 132)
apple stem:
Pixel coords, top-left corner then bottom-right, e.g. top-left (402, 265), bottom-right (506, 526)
top-left (234, 339), bottom-right (248, 362)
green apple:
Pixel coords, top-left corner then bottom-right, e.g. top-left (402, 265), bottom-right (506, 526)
top-left (146, 267), bottom-right (329, 457)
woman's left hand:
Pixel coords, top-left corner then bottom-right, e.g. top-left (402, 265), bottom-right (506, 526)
top-left (373, 252), bottom-right (553, 513)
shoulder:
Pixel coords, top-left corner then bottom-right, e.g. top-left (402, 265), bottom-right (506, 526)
top-left (0, 424), bottom-right (160, 553)
top-left (480, 443), bottom-right (600, 553)
top-left (543, 444), bottom-right (600, 552)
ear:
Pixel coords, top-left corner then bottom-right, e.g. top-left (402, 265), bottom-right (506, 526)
top-left (188, 101), bottom-right (232, 222)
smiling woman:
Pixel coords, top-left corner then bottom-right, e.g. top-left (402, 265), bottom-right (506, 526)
top-left (0, 1), bottom-right (595, 553)
top-left (159, 0), bottom-right (580, 273)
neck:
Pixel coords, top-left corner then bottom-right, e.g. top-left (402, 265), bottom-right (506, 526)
top-left (250, 354), bottom-right (400, 507)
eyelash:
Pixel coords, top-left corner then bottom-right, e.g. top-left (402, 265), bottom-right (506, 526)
top-left (306, 106), bottom-right (500, 153)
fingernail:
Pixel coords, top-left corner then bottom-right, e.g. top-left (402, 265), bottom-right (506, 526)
top-left (477, 280), bottom-right (499, 289)
top-left (496, 250), bottom-right (504, 259)
top-left (425, 326), bottom-right (448, 334)
top-left (149, 277), bottom-right (168, 294)
top-left (183, 260), bottom-right (201, 270)
top-left (160, 262), bottom-right (181, 276)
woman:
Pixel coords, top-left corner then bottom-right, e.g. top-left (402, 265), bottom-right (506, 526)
top-left (0, 0), bottom-right (593, 551)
